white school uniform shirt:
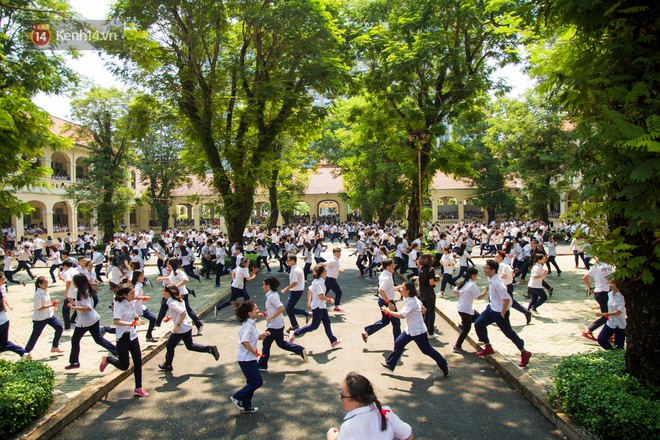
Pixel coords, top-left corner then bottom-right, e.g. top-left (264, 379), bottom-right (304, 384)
top-left (237, 318), bottom-right (259, 362)
top-left (372, 248), bottom-right (382, 264)
top-left (167, 297), bottom-right (192, 334)
top-left (231, 266), bottom-right (249, 289)
top-left (606, 291), bottom-right (626, 329)
top-left (114, 299), bottom-right (138, 341)
top-left (33, 287), bottom-right (54, 321)
top-left (310, 277), bottom-right (327, 310)
top-left (407, 249), bottom-right (418, 268)
top-left (289, 265), bottom-right (305, 291)
top-left (133, 282), bottom-right (147, 315)
top-left (0, 286), bottom-right (7, 325)
top-left (169, 269), bottom-right (190, 295)
top-left (92, 251), bottom-right (104, 265)
top-left (440, 253), bottom-right (455, 274)
top-left (265, 290), bottom-right (285, 329)
top-left (378, 270), bottom-right (396, 301)
top-left (395, 243), bottom-right (405, 258)
top-left (326, 256), bottom-right (340, 279)
top-left (63, 268), bottom-right (79, 299)
top-left (498, 262), bottom-right (514, 286)
top-left (2, 256), bottom-right (13, 271)
top-left (487, 274), bottom-right (511, 313)
top-left (74, 296), bottom-right (100, 327)
top-left (587, 263), bottom-right (614, 292)
top-left (399, 296), bottom-right (427, 336)
top-left (527, 264), bottom-right (545, 289)
top-left (338, 404), bottom-right (412, 440)
top-left (454, 280), bottom-right (481, 315)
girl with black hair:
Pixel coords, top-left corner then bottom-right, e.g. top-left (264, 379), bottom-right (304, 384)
top-left (157, 258), bottom-right (203, 335)
top-left (179, 245), bottom-right (201, 282)
top-left (24, 276), bottom-right (64, 356)
top-left (131, 270), bottom-right (157, 343)
top-left (230, 300), bottom-right (269, 414)
top-left (416, 253), bottom-right (438, 338)
top-left (452, 267), bottom-right (485, 353)
top-left (451, 243), bottom-right (470, 284)
top-left (257, 277), bottom-right (307, 371)
top-left (327, 372), bottom-right (413, 440)
top-left (99, 283), bottom-right (149, 397)
top-left (381, 282), bottom-right (449, 377)
top-left (215, 257), bottom-right (257, 315)
top-left (0, 273), bottom-right (30, 359)
top-left (256, 239), bottom-right (271, 273)
top-left (65, 273), bottom-right (117, 369)
top-left (158, 285), bottom-right (219, 371)
top-left (302, 242), bottom-right (313, 280)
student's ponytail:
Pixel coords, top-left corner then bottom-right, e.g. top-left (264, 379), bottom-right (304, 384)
top-left (373, 398), bottom-right (388, 432)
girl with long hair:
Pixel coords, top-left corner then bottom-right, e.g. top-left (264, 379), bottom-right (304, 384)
top-left (24, 276), bottom-right (64, 356)
top-left (452, 267), bottom-right (484, 353)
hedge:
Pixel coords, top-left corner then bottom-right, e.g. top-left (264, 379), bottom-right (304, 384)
top-left (0, 359), bottom-right (55, 437)
top-left (548, 350), bottom-right (659, 440)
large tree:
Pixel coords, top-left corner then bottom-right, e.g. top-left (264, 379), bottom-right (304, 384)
top-left (526, 0), bottom-right (660, 386)
top-left (66, 87), bottom-right (135, 242)
top-left (113, 0), bottom-right (350, 243)
top-left (349, 0), bottom-right (519, 236)
top-left (484, 92), bottom-right (575, 222)
top-left (0, 0), bottom-right (77, 220)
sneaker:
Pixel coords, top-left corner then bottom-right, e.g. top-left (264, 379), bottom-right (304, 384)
top-left (158, 363), bottom-right (173, 371)
top-left (230, 396), bottom-right (245, 411)
top-left (476, 345), bottom-right (495, 356)
top-left (259, 366), bottom-right (268, 372)
top-left (210, 345), bottom-right (220, 361)
top-left (305, 313), bottom-right (311, 325)
top-left (146, 337), bottom-right (158, 343)
top-left (301, 350), bottom-right (309, 362)
top-left (441, 365), bottom-right (450, 377)
top-left (557, 272), bottom-right (561, 277)
top-left (428, 333), bottom-right (439, 339)
top-left (333, 307), bottom-right (345, 313)
top-left (452, 346), bottom-right (467, 354)
top-left (581, 331), bottom-right (597, 341)
top-left (99, 355), bottom-right (109, 372)
top-left (530, 308), bottom-right (539, 315)
top-left (287, 325), bottom-right (299, 333)
top-left (331, 339), bottom-right (342, 348)
top-left (240, 407), bottom-right (259, 414)
top-left (134, 388), bottom-right (150, 398)
top-left (548, 287), bottom-right (554, 298)
top-left (525, 312), bottom-right (532, 325)
top-left (380, 362), bottom-right (393, 372)
top-left (22, 353), bottom-right (32, 360)
top-left (519, 350), bottom-right (532, 367)
top-left (64, 363), bottom-right (80, 370)
top-left (197, 324), bottom-right (203, 336)
top-left (361, 332), bottom-right (368, 343)
top-left (288, 333), bottom-right (296, 343)
top-left (189, 289), bottom-right (196, 297)
top-left (50, 347), bottom-right (65, 354)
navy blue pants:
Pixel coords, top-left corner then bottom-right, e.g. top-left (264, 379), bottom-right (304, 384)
top-left (598, 325), bottom-right (625, 350)
top-left (216, 287), bottom-right (249, 312)
top-left (294, 308), bottom-right (337, 344)
top-left (25, 317), bottom-right (63, 352)
top-left (475, 306), bottom-right (525, 351)
top-left (258, 327), bottom-right (304, 370)
top-left (69, 321), bottom-right (117, 364)
top-left (527, 287), bottom-right (547, 311)
top-left (385, 331), bottom-right (447, 371)
top-left (588, 291), bottom-right (609, 332)
top-left (234, 360), bottom-right (262, 409)
top-left (285, 290), bottom-right (307, 328)
top-left (364, 298), bottom-right (401, 341)
top-left (325, 277), bottom-right (343, 306)
top-left (163, 329), bottom-right (213, 367)
top-left (107, 332), bottom-right (143, 389)
top-left (0, 321), bottom-right (26, 357)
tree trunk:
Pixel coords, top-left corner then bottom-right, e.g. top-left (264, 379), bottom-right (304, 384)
top-left (99, 190), bottom-right (116, 243)
top-left (376, 206), bottom-right (394, 228)
top-left (155, 201), bottom-right (170, 232)
top-left (406, 189), bottom-right (420, 239)
top-left (222, 184), bottom-right (255, 245)
top-left (268, 167), bottom-right (279, 230)
top-left (487, 207), bottom-right (496, 224)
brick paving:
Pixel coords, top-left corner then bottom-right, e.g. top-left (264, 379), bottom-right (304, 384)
top-left (1, 261), bottom-right (230, 397)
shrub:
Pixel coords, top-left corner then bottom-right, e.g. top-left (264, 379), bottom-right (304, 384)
top-left (549, 350), bottom-right (660, 440)
top-left (0, 359), bottom-right (55, 437)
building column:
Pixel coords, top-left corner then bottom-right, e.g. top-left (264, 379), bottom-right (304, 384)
top-left (44, 210), bottom-right (54, 237)
top-left (339, 202), bottom-right (347, 223)
top-left (560, 192), bottom-right (570, 217)
top-left (91, 210), bottom-right (100, 238)
top-left (123, 212), bottom-right (130, 232)
top-left (458, 200), bottom-right (465, 223)
top-left (168, 206), bottom-right (177, 229)
top-left (71, 209), bottom-right (78, 239)
top-left (193, 204), bottom-right (201, 230)
top-left (12, 215), bottom-right (25, 240)
top-left (70, 157), bottom-right (76, 183)
top-left (431, 199), bottom-right (438, 222)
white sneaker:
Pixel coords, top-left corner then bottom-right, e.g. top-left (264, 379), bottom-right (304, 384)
top-left (428, 333), bottom-right (439, 339)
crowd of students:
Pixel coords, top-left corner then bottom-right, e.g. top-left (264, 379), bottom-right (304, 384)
top-left (0, 219), bottom-right (625, 437)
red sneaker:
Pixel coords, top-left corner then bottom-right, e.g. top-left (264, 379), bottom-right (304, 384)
top-left (99, 355), bottom-right (109, 373)
top-left (581, 331), bottom-right (597, 341)
top-left (477, 345), bottom-right (495, 356)
top-left (520, 350), bottom-right (532, 367)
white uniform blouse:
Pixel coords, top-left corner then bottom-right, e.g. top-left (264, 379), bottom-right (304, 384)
top-left (169, 270), bottom-right (190, 295)
top-left (454, 280), bottom-right (480, 315)
top-left (265, 290), bottom-right (285, 329)
top-left (399, 297), bottom-right (427, 336)
top-left (114, 299), bottom-right (138, 341)
top-left (237, 318), bottom-right (259, 362)
top-left (338, 404), bottom-right (412, 440)
top-left (167, 297), bottom-right (192, 334)
top-left (33, 287), bottom-right (54, 321)
top-left (74, 296), bottom-right (100, 328)
top-left (310, 278), bottom-right (327, 310)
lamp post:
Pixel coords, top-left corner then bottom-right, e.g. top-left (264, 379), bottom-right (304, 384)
top-left (408, 129), bottom-right (431, 234)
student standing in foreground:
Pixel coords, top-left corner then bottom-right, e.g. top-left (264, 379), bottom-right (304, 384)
top-left (327, 372), bottom-right (413, 440)
top-left (474, 260), bottom-right (532, 367)
top-left (231, 300), bottom-right (269, 414)
top-left (99, 283), bottom-right (149, 397)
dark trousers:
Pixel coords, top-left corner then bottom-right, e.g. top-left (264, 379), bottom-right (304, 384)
top-left (258, 326), bottom-right (304, 370)
top-left (268, 243), bottom-right (280, 259)
top-left (527, 287), bottom-right (547, 311)
top-left (217, 287), bottom-right (250, 312)
top-left (385, 331), bottom-right (447, 371)
top-left (421, 297), bottom-right (437, 335)
top-left (285, 290), bottom-right (307, 328)
top-left (456, 311), bottom-right (480, 349)
top-left (15, 260), bottom-right (34, 278)
top-left (440, 272), bottom-right (455, 293)
top-left (394, 256), bottom-right (405, 274)
top-left (303, 262), bottom-right (312, 280)
top-left (364, 298), bottom-right (401, 341)
top-left (69, 321), bottom-right (117, 364)
top-left (183, 294), bottom-right (202, 329)
top-left (475, 306), bottom-right (525, 351)
top-left (506, 284), bottom-right (529, 315)
top-left (294, 308), bottom-right (337, 343)
top-left (3, 270), bottom-right (21, 285)
top-left (256, 256), bottom-right (270, 272)
top-left (546, 256), bottom-right (561, 274)
top-left (356, 255), bottom-right (367, 275)
top-left (367, 261), bottom-right (380, 278)
top-left (451, 266), bottom-right (468, 284)
top-left (588, 291), bottom-right (610, 332)
top-left (598, 325), bottom-right (625, 350)
top-left (94, 264), bottom-right (104, 282)
top-left (0, 321), bottom-right (26, 357)
top-left (234, 360), bottom-right (263, 409)
top-left (163, 329), bottom-right (213, 367)
top-left (215, 261), bottom-right (226, 286)
top-left (107, 332), bottom-right (143, 389)
top-left (517, 259), bottom-right (531, 280)
top-left (25, 317), bottom-right (63, 352)
top-left (201, 259), bottom-right (212, 278)
top-left (49, 264), bottom-right (61, 283)
top-left (183, 264), bottom-right (201, 282)
top-left (62, 300), bottom-right (72, 329)
top-left (325, 277), bottom-right (343, 306)
top-left (33, 249), bottom-right (48, 265)
top-left (142, 308), bottom-right (157, 339)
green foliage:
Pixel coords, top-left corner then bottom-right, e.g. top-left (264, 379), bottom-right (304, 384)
top-left (549, 351), bottom-right (660, 440)
top-left (0, 359), bottom-right (55, 437)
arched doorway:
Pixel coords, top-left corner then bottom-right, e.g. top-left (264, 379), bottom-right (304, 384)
top-left (75, 157), bottom-right (89, 182)
top-left (77, 202), bottom-right (93, 232)
top-left (51, 152), bottom-right (71, 180)
top-left (317, 200), bottom-right (339, 223)
top-left (53, 201), bottom-right (72, 233)
top-left (23, 201), bottom-right (48, 235)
